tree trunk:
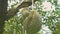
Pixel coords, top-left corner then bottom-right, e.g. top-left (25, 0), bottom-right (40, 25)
top-left (0, 0), bottom-right (7, 34)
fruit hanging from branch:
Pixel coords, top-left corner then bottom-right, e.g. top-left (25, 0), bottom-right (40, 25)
top-left (20, 8), bottom-right (30, 25)
top-left (23, 10), bottom-right (42, 34)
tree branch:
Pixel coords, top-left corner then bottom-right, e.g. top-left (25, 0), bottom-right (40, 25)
top-left (7, 0), bottom-right (37, 20)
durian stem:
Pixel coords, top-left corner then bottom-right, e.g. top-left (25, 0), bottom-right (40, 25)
top-left (32, 0), bottom-right (34, 10)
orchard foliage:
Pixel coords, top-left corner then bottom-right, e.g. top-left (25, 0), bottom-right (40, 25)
top-left (3, 0), bottom-right (60, 34)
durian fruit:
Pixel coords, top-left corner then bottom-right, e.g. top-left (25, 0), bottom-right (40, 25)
top-left (20, 8), bottom-right (29, 25)
top-left (23, 10), bottom-right (42, 34)
top-left (21, 8), bottom-right (29, 19)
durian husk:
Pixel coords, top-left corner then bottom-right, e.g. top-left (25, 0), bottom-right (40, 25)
top-left (23, 10), bottom-right (42, 34)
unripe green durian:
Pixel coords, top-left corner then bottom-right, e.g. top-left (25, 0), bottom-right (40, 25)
top-left (23, 10), bottom-right (42, 34)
